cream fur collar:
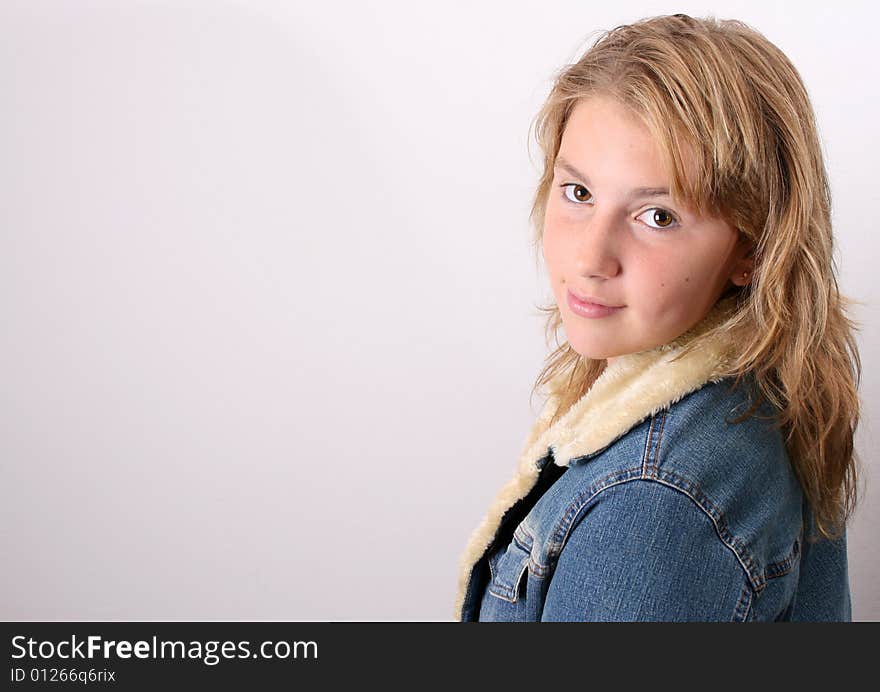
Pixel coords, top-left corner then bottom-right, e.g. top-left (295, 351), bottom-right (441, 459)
top-left (453, 295), bottom-right (740, 620)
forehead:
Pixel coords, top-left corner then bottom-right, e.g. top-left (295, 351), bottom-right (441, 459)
top-left (560, 97), bottom-right (667, 176)
top-left (566, 95), bottom-right (649, 133)
top-left (558, 96), bottom-right (706, 204)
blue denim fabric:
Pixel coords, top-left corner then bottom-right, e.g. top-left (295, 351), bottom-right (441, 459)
top-left (460, 375), bottom-right (852, 622)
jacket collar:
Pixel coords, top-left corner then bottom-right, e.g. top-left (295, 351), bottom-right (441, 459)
top-left (454, 294), bottom-right (741, 620)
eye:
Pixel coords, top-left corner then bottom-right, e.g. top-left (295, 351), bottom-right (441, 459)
top-left (560, 183), bottom-right (592, 204)
top-left (636, 207), bottom-right (679, 231)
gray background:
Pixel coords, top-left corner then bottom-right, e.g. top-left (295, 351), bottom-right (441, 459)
top-left (2, 0), bottom-right (876, 620)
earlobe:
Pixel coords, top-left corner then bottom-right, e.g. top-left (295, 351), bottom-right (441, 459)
top-left (732, 260), bottom-right (754, 286)
top-left (733, 236), bottom-right (756, 286)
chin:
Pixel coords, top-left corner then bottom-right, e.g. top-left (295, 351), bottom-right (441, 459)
top-left (565, 338), bottom-right (621, 361)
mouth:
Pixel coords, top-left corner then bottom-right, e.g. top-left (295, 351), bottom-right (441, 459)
top-left (567, 290), bottom-right (624, 309)
top-left (566, 289), bottom-right (625, 318)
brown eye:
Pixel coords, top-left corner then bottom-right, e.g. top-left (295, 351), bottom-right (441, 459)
top-left (653, 210), bottom-right (673, 227)
top-left (561, 183), bottom-right (592, 204)
top-left (637, 207), bottom-right (679, 231)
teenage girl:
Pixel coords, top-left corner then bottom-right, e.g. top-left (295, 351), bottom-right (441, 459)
top-left (455, 13), bottom-right (862, 622)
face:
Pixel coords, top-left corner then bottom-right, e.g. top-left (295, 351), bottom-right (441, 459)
top-left (542, 96), bottom-right (753, 365)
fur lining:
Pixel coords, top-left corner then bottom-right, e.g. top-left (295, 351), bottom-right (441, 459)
top-left (453, 295), bottom-right (740, 620)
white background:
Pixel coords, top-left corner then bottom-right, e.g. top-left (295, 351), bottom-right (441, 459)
top-left (2, 0), bottom-right (876, 620)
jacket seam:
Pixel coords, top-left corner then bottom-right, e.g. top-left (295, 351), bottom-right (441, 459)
top-left (643, 408), bottom-right (798, 590)
top-left (551, 474), bottom-right (762, 593)
top-left (641, 409), bottom-right (667, 479)
top-left (513, 525), bottom-right (551, 577)
top-left (733, 578), bottom-right (753, 622)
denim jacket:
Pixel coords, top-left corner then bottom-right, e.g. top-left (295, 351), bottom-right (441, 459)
top-left (454, 296), bottom-right (852, 622)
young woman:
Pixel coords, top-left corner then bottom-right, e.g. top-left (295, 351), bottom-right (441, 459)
top-left (454, 14), bottom-right (862, 622)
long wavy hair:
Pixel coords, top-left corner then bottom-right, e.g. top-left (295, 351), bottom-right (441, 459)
top-left (527, 14), bottom-right (863, 542)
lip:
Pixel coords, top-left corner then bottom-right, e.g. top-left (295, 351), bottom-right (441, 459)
top-left (567, 289), bottom-right (625, 318)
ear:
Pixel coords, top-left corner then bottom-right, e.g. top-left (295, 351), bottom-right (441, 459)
top-left (730, 234), bottom-right (756, 287)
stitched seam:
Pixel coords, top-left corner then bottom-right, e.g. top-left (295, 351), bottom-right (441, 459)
top-left (512, 530), bottom-right (550, 577)
top-left (640, 416), bottom-right (656, 478)
top-left (552, 474), bottom-right (643, 549)
top-left (645, 393), bottom-right (789, 589)
top-left (732, 578), bottom-right (753, 622)
top-left (513, 522), bottom-right (551, 575)
top-left (638, 400), bottom-right (764, 588)
top-left (487, 553), bottom-right (529, 602)
top-left (529, 557), bottom-right (550, 578)
top-left (512, 529), bottom-right (533, 553)
top-left (643, 467), bottom-right (766, 591)
top-left (639, 411), bottom-right (667, 479)
top-left (649, 472), bottom-right (764, 591)
top-left (546, 464), bottom-right (766, 592)
top-left (650, 410), bottom-right (667, 477)
top-left (762, 538), bottom-right (801, 580)
top-left (551, 475), bottom-right (759, 592)
top-left (549, 466), bottom-right (649, 551)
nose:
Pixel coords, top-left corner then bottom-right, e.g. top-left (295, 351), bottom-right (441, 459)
top-left (574, 208), bottom-right (622, 279)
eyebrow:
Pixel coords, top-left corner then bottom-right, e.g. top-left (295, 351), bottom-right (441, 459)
top-left (554, 156), bottom-right (671, 198)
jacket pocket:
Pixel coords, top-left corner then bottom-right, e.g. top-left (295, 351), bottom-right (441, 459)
top-left (486, 533), bottom-right (531, 603)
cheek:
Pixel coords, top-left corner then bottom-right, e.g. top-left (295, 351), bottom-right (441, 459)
top-left (541, 224), bottom-right (565, 280)
top-left (640, 260), bottom-right (713, 322)
top-left (670, 257), bottom-right (721, 293)
top-left (642, 251), bottom-right (711, 291)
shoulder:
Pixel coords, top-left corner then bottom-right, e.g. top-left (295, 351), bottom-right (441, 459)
top-left (555, 373), bottom-right (804, 597)
top-left (647, 373), bottom-right (804, 593)
top-left (542, 477), bottom-right (753, 621)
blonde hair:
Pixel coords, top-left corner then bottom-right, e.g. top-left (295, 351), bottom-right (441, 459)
top-left (527, 13), bottom-right (863, 542)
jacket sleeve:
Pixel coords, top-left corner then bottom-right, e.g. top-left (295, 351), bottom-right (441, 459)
top-left (540, 478), bottom-right (751, 621)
